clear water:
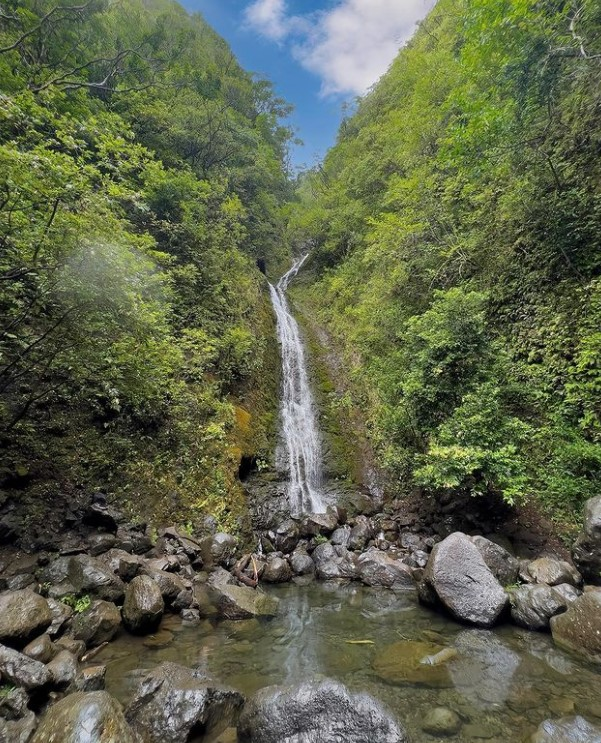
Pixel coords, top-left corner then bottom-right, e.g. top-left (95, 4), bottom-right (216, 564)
top-left (269, 256), bottom-right (326, 516)
top-left (98, 583), bottom-right (601, 742)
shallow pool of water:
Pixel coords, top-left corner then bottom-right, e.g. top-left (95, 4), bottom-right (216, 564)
top-left (97, 582), bottom-right (601, 742)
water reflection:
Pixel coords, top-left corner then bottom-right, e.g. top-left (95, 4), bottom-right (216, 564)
top-left (97, 582), bottom-right (601, 742)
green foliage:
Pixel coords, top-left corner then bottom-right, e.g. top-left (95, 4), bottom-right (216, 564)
top-left (290, 0), bottom-right (601, 520)
top-left (62, 594), bottom-right (92, 614)
top-left (0, 0), bottom-right (290, 528)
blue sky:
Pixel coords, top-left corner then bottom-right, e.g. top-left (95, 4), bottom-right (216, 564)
top-left (183, 0), bottom-right (435, 168)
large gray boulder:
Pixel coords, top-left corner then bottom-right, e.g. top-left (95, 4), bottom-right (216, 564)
top-left (419, 532), bottom-right (509, 627)
top-left (0, 590), bottom-right (52, 647)
top-left (42, 555), bottom-right (125, 603)
top-left (199, 533), bottom-right (238, 568)
top-left (272, 520), bottom-right (300, 554)
top-left (238, 678), bottom-right (408, 743)
top-left (69, 600), bottom-right (121, 647)
top-left (573, 496), bottom-right (601, 584)
top-left (523, 557), bottom-right (582, 587)
top-left (510, 584), bottom-right (569, 631)
top-left (289, 549), bottom-right (315, 576)
top-left (551, 591), bottom-right (601, 663)
top-left (312, 543), bottom-right (357, 581)
top-left (122, 575), bottom-right (164, 634)
top-left (356, 549), bottom-right (414, 589)
top-left (262, 556), bottom-right (292, 584)
top-left (31, 691), bottom-right (136, 743)
top-left (125, 662), bottom-right (244, 743)
top-left (207, 582), bottom-right (279, 620)
top-left (472, 536), bottom-right (519, 586)
top-left (0, 644), bottom-right (51, 689)
top-left (531, 715), bottom-right (601, 742)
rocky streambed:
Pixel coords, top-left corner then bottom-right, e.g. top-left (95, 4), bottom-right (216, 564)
top-left (2, 495), bottom-right (601, 741)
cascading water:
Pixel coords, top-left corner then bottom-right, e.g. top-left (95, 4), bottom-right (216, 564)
top-left (270, 255), bottom-right (326, 516)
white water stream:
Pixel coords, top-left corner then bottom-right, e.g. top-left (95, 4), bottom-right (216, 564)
top-left (270, 256), bottom-right (326, 516)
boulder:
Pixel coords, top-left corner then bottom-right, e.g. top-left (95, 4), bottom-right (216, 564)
top-left (299, 510), bottom-right (339, 538)
top-left (42, 555), bottom-right (125, 603)
top-left (472, 536), bottom-right (519, 586)
top-left (125, 662), bottom-right (244, 743)
top-left (47, 649), bottom-right (78, 687)
top-left (122, 575), bottom-right (164, 634)
top-left (330, 526), bottom-right (351, 548)
top-left (0, 644), bottom-right (51, 689)
top-left (510, 584), bottom-right (569, 630)
top-left (524, 557), bottom-right (582, 587)
top-left (140, 567), bottom-right (185, 604)
top-left (531, 715), bottom-right (601, 742)
top-left (87, 534), bottom-right (117, 557)
top-left (100, 549), bottom-right (140, 582)
top-left (348, 517), bottom-right (373, 551)
top-left (74, 665), bottom-right (107, 692)
top-left (0, 714), bottom-right (36, 743)
top-left (262, 556), bottom-right (292, 584)
top-left (199, 533), bottom-right (238, 568)
top-left (311, 543), bottom-right (357, 581)
top-left (272, 520), bottom-right (300, 554)
top-left (422, 707), bottom-right (462, 737)
top-left (83, 502), bottom-right (122, 533)
top-left (46, 598), bottom-right (74, 637)
top-left (69, 600), bottom-right (121, 647)
top-left (23, 633), bottom-right (55, 664)
top-left (238, 678), bottom-right (408, 743)
top-left (0, 590), bottom-right (52, 647)
top-left (207, 584), bottom-right (279, 620)
top-left (31, 691), bottom-right (136, 743)
top-left (419, 532), bottom-right (509, 627)
top-left (573, 496), bottom-right (601, 585)
top-left (551, 591), bottom-right (601, 663)
top-left (289, 550), bottom-right (315, 576)
top-left (356, 549), bottom-right (414, 589)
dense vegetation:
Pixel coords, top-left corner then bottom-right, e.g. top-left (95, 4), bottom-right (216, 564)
top-left (0, 0), bottom-right (292, 531)
top-left (290, 0), bottom-right (601, 524)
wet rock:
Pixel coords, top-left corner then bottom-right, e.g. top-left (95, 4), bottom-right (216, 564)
top-left (172, 588), bottom-right (194, 612)
top-left (331, 526), bottom-right (351, 548)
top-left (299, 510), bottom-right (339, 538)
top-left (83, 502), bottom-right (122, 533)
top-left (0, 714), bottom-right (37, 743)
top-left (74, 665), bottom-right (107, 692)
top-left (0, 644), bottom-right (51, 689)
top-left (55, 637), bottom-right (86, 659)
top-left (311, 543), bottom-right (357, 581)
top-left (273, 520), bottom-right (300, 554)
top-left (6, 573), bottom-right (35, 591)
top-left (87, 533), bottom-right (117, 557)
top-left (510, 584), bottom-right (569, 630)
top-left (422, 707), bottom-right (462, 737)
top-left (31, 691), bottom-right (136, 743)
top-left (125, 662), bottom-right (244, 743)
top-left (140, 567), bottom-right (185, 604)
top-left (46, 597), bottom-right (74, 637)
top-left (47, 649), bottom-right (78, 687)
top-left (0, 589), bottom-right (52, 647)
top-left (419, 532), bottom-right (509, 627)
top-left (207, 583), bottom-right (279, 620)
top-left (122, 575), bottom-right (164, 634)
top-left (100, 549), bottom-right (140, 582)
top-left (199, 533), bottom-right (238, 568)
top-left (69, 600), bottom-right (121, 647)
top-left (262, 556), bottom-right (292, 584)
top-left (181, 608), bottom-right (201, 624)
top-left (238, 678), bottom-right (408, 743)
top-left (472, 535), bottom-right (519, 586)
top-left (42, 555), bottom-right (125, 603)
top-left (115, 526), bottom-right (153, 555)
top-left (290, 549), bottom-right (315, 576)
top-left (0, 685), bottom-right (29, 719)
top-left (573, 495), bottom-right (601, 585)
top-left (23, 633), bottom-right (55, 664)
top-left (553, 582), bottom-right (581, 604)
top-left (525, 557), bottom-right (582, 587)
top-left (356, 548), bottom-right (414, 589)
top-left (160, 526), bottom-right (204, 561)
top-left (348, 517), bottom-right (373, 551)
top-left (551, 592), bottom-right (601, 663)
top-left (372, 640), bottom-right (454, 688)
top-left (531, 715), bottom-right (601, 742)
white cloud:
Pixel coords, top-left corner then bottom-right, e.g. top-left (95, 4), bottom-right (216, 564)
top-left (244, 0), bottom-right (436, 96)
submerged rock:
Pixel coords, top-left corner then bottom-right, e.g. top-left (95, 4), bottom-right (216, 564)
top-left (372, 640), bottom-right (454, 688)
top-left (419, 531), bottom-right (508, 627)
top-left (422, 707), bottom-right (462, 737)
top-left (238, 678), bottom-right (408, 743)
top-left (551, 591), bottom-right (601, 663)
top-left (122, 575), bottom-right (164, 634)
top-left (0, 590), bottom-right (52, 647)
top-left (125, 662), bottom-right (244, 743)
top-left (530, 715), bottom-right (601, 742)
top-left (31, 691), bottom-right (135, 743)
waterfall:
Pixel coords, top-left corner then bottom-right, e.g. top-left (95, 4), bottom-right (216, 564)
top-left (269, 255), bottom-right (326, 516)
